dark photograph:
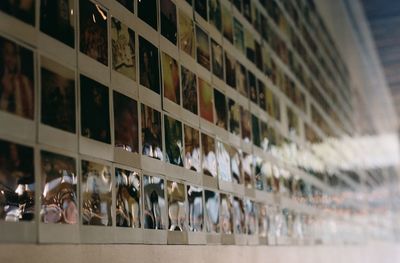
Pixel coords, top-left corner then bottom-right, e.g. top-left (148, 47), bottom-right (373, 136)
top-left (178, 10), bottom-right (195, 58)
top-left (224, 51), bottom-right (236, 88)
top-left (187, 185), bottom-right (203, 232)
top-left (115, 168), bottom-right (141, 228)
top-left (211, 39), bottom-right (223, 80)
top-left (220, 193), bottom-right (233, 234)
top-left (242, 152), bottom-right (253, 188)
top-left (138, 0), bottom-right (158, 30)
top-left (113, 91), bottom-right (138, 153)
top-left (0, 139), bottom-right (34, 221)
top-left (252, 115), bottom-right (260, 147)
top-left (81, 160), bottom-right (112, 226)
top-left (40, 0), bottom-right (75, 47)
top-left (79, 0), bottom-right (108, 66)
top-left (228, 99), bottom-right (241, 136)
top-left (167, 180), bottom-right (186, 231)
top-left (195, 0), bottom-right (207, 20)
top-left (116, 0), bottom-right (134, 13)
top-left (181, 66), bottom-right (198, 114)
top-left (213, 88), bottom-right (227, 130)
top-left (139, 36), bottom-right (160, 94)
top-left (196, 25), bottom-right (210, 70)
top-left (0, 0), bottom-right (35, 25)
top-left (80, 75), bottom-right (110, 144)
top-left (161, 0), bottom-right (177, 45)
top-left (164, 115), bottom-right (183, 167)
top-left (40, 151), bottom-right (77, 224)
top-left (201, 133), bottom-right (217, 177)
top-left (209, 0), bottom-right (221, 31)
top-left (248, 71), bottom-right (258, 104)
top-left (143, 175), bottom-right (166, 230)
top-left (236, 63), bottom-right (248, 97)
top-left (240, 107), bottom-right (251, 143)
top-left (41, 58), bottom-right (75, 133)
top-left (221, 4), bottom-right (233, 43)
top-left (141, 104), bottom-right (163, 160)
top-left (0, 37), bottom-right (34, 120)
top-left (184, 125), bottom-right (201, 172)
top-left (204, 190), bottom-right (219, 233)
top-left (111, 18), bottom-right (136, 81)
top-left (162, 52), bottom-right (180, 105)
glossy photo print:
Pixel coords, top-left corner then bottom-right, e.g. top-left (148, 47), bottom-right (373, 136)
top-left (213, 89), bottom-right (227, 130)
top-left (209, 0), bottom-right (221, 31)
top-left (0, 0), bottom-right (35, 25)
top-left (201, 133), bottom-right (217, 177)
top-left (245, 199), bottom-right (257, 235)
top-left (198, 77), bottom-right (213, 123)
top-left (216, 141), bottom-right (231, 182)
top-left (113, 91), bottom-right (139, 153)
top-left (40, 151), bottom-right (77, 224)
top-left (228, 99), bottom-right (240, 136)
top-left (0, 37), bottom-right (34, 120)
top-left (240, 107), bottom-right (251, 143)
top-left (139, 36), bottom-right (160, 94)
top-left (236, 63), bottom-right (248, 97)
top-left (224, 52), bottom-right (236, 88)
top-left (196, 25), bottom-right (210, 70)
top-left (162, 52), bottom-right (180, 105)
top-left (258, 79), bottom-right (266, 111)
top-left (211, 39), bottom-right (223, 80)
top-left (187, 185), bottom-right (203, 232)
top-left (164, 115), bottom-right (183, 167)
top-left (143, 175), bottom-right (166, 230)
top-left (167, 181), bottom-right (186, 231)
top-left (141, 104), bottom-right (163, 160)
top-left (195, 0), bottom-right (207, 20)
top-left (229, 146), bottom-right (242, 184)
top-left (221, 4), bottom-right (233, 43)
top-left (160, 0), bottom-right (177, 45)
top-left (80, 75), bottom-right (111, 144)
top-left (79, 0), bottom-right (108, 66)
top-left (220, 193), bottom-right (233, 234)
top-left (0, 140), bottom-right (34, 221)
top-left (138, 0), bottom-right (157, 30)
top-left (233, 18), bottom-right (245, 54)
top-left (178, 10), bottom-right (195, 58)
top-left (184, 125), bottom-right (201, 172)
top-left (181, 66), bottom-right (198, 114)
top-left (252, 115), bottom-right (260, 147)
top-left (242, 152), bottom-right (253, 188)
top-left (116, 0), bottom-right (134, 13)
top-left (248, 71), bottom-right (258, 104)
top-left (115, 168), bottom-right (141, 228)
top-left (81, 160), bottom-right (112, 226)
top-left (204, 190), bottom-right (219, 233)
top-left (232, 196), bottom-right (245, 234)
top-left (41, 58), bottom-right (75, 133)
top-left (111, 18), bottom-right (136, 81)
top-left (40, 0), bottom-right (75, 47)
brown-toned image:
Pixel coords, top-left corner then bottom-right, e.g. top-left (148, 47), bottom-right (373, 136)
top-left (79, 0), bottom-right (108, 66)
top-left (143, 175), bottom-right (166, 230)
top-left (0, 0), bottom-right (35, 25)
top-left (287, 107), bottom-right (299, 136)
top-left (198, 77), bottom-right (214, 123)
top-left (209, 0), bottom-right (221, 31)
top-left (233, 18), bottom-right (245, 54)
top-left (242, 152), bottom-right (253, 188)
top-left (167, 180), bottom-right (186, 231)
top-left (162, 52), bottom-right (180, 105)
top-left (111, 18), bottom-right (136, 81)
top-left (181, 66), bottom-right (198, 114)
top-left (178, 10), bottom-right (195, 58)
top-left (213, 88), bottom-right (227, 130)
top-left (248, 71), bottom-right (258, 104)
top-left (196, 25), bottom-right (210, 70)
top-left (211, 39), bottom-right (223, 80)
top-left (236, 63), bottom-right (248, 97)
top-left (164, 115), bottom-right (183, 167)
top-left (141, 104), bottom-right (163, 160)
top-left (0, 37), bottom-right (34, 120)
top-left (184, 125), bottom-right (201, 172)
top-left (241, 107), bottom-right (251, 142)
top-left (220, 193), bottom-right (233, 234)
top-left (113, 91), bottom-right (138, 153)
top-left (139, 36), bottom-right (160, 94)
top-left (221, 3), bottom-right (233, 43)
top-left (228, 99), bottom-right (240, 136)
top-left (161, 0), bottom-right (177, 45)
top-left (224, 51), bottom-right (236, 88)
top-left (201, 133), bottom-right (216, 177)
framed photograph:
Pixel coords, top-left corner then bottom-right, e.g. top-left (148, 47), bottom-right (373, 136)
top-left (229, 146), bottom-right (242, 184)
top-left (115, 167), bottom-right (141, 228)
top-left (198, 77), bottom-right (213, 123)
top-left (160, 0), bottom-right (177, 45)
top-left (40, 0), bottom-right (75, 47)
top-left (178, 10), bottom-right (195, 58)
top-left (79, 0), bottom-right (108, 66)
top-left (244, 199), bottom-right (257, 235)
top-left (139, 36), bottom-right (160, 94)
top-left (220, 193), bottom-right (233, 234)
top-left (245, 29), bottom-right (255, 63)
top-left (258, 79), bottom-right (266, 111)
top-left (204, 190), bottom-right (219, 233)
top-left (184, 125), bottom-right (201, 172)
top-left (211, 39), bottom-right (223, 80)
top-left (0, 36), bottom-right (34, 120)
top-left (240, 107), bottom-right (251, 143)
top-left (242, 152), bottom-right (253, 189)
top-left (201, 133), bottom-right (217, 178)
top-left (196, 25), bottom-right (210, 70)
top-left (233, 18), bottom-right (245, 54)
top-left (141, 104), bottom-right (163, 160)
top-left (209, 0), bottom-right (221, 32)
top-left (213, 89), bottom-right (227, 130)
top-left (181, 66), bottom-right (198, 115)
top-left (111, 17), bottom-right (136, 81)
top-left (0, 0), bottom-right (35, 25)
top-left (236, 63), bottom-right (248, 98)
top-left (81, 159), bottom-right (112, 226)
top-left (143, 174), bottom-right (166, 230)
top-left (228, 99), bottom-right (241, 137)
top-left (164, 115), bottom-right (183, 167)
top-left (167, 180), bottom-right (186, 231)
top-left (194, 0), bottom-right (207, 21)
top-left (40, 151), bottom-right (77, 224)
top-left (0, 139), bottom-right (34, 222)
top-left (116, 0), bottom-right (134, 13)
top-left (254, 156), bottom-right (268, 191)
top-left (138, 0), bottom-right (158, 30)
top-left (187, 185), bottom-right (203, 232)
top-left (233, 0), bottom-right (242, 12)
top-left (162, 52), bottom-right (180, 105)
top-left (216, 140), bottom-right (231, 183)
top-left (252, 115), bottom-right (260, 147)
top-left (248, 71), bottom-right (258, 104)
top-left (257, 203), bottom-right (268, 237)
top-left (221, 3), bottom-right (233, 43)
top-left (232, 196), bottom-right (245, 234)
top-left (224, 52), bottom-right (236, 88)
top-left (41, 57), bottom-right (75, 133)
top-left (113, 91), bottom-right (139, 153)
top-left (80, 75), bottom-right (111, 144)
top-left (260, 120), bottom-right (269, 151)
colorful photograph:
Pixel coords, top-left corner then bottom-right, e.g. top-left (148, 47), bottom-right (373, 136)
top-left (196, 25), bottom-right (210, 70)
top-left (111, 18), bottom-right (136, 81)
top-left (220, 193), bottom-right (233, 234)
top-left (240, 107), bottom-right (251, 143)
top-left (0, 37), bottom-right (34, 120)
top-left (187, 185), bottom-right (203, 232)
top-left (204, 190), bottom-right (219, 233)
top-left (139, 36), bottom-right (160, 94)
top-left (0, 0), bottom-right (35, 25)
top-left (201, 133), bottom-right (217, 177)
top-left (161, 0), bottom-right (177, 45)
top-left (138, 0), bottom-right (157, 30)
top-left (80, 75), bottom-right (111, 144)
top-left (228, 99), bottom-right (241, 136)
top-left (198, 77), bottom-right (214, 123)
top-left (41, 58), bottom-right (75, 133)
top-left (245, 28), bottom-right (255, 63)
top-left (40, 151), bottom-right (77, 224)
top-left (79, 0), bottom-right (108, 65)
top-left (287, 107), bottom-right (299, 136)
top-left (115, 168), bottom-right (141, 228)
top-left (184, 125), bottom-right (201, 172)
top-left (178, 10), bottom-right (195, 58)
top-left (0, 140), bottom-right (34, 221)
top-left (209, 0), bottom-right (221, 31)
top-left (181, 66), bottom-right (198, 114)
top-left (258, 203), bottom-right (268, 237)
top-left (211, 39), bottom-right (223, 80)
top-left (81, 160), bottom-right (112, 226)
top-left (143, 175), bottom-right (166, 230)
top-left (221, 4), bottom-right (233, 43)
top-left (113, 91), bottom-right (138, 153)
top-left (167, 181), bottom-right (186, 231)
top-left (141, 104), bottom-right (163, 160)
top-left (224, 51), bottom-right (236, 88)
top-left (162, 52), bottom-right (180, 104)
top-left (164, 115), bottom-right (183, 167)
top-left (213, 89), bottom-right (227, 130)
